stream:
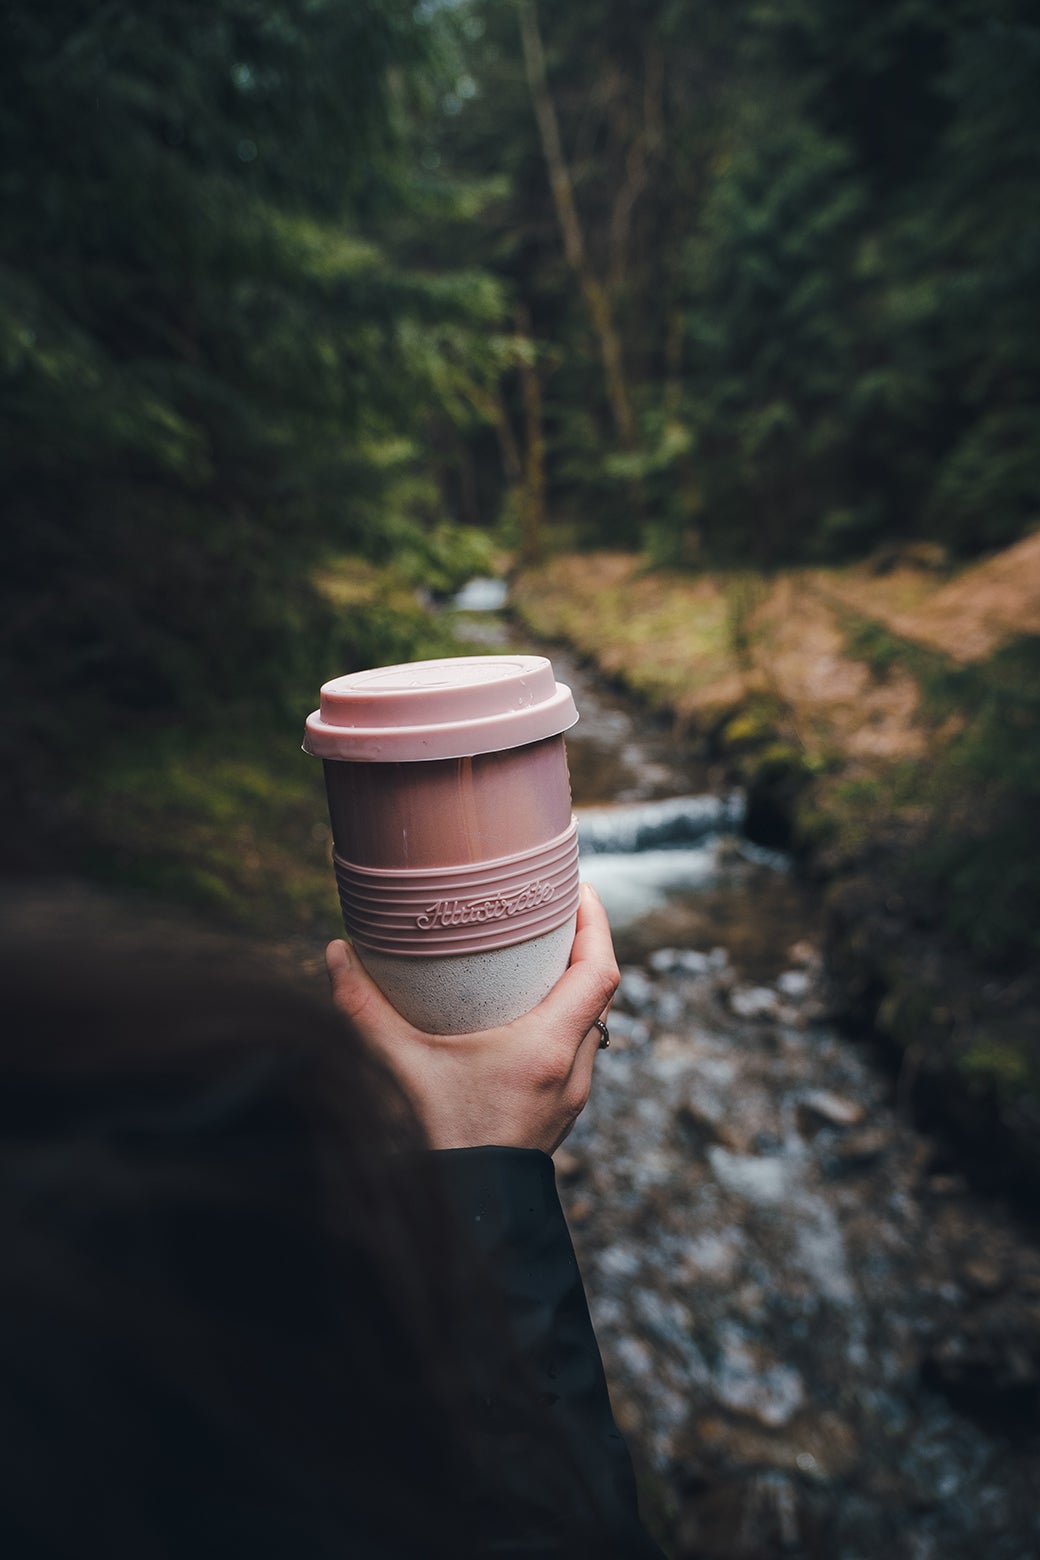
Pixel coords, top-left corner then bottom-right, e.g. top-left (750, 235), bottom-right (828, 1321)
top-left (454, 587), bottom-right (1040, 1560)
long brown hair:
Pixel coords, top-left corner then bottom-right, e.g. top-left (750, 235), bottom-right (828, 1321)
top-left (0, 906), bottom-right (603, 1557)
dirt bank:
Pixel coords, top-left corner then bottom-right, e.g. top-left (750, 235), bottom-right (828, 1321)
top-left (512, 541), bottom-right (1040, 1203)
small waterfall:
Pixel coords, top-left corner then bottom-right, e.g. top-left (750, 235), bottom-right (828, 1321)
top-left (575, 794), bottom-right (746, 931)
top-left (575, 793), bottom-right (744, 854)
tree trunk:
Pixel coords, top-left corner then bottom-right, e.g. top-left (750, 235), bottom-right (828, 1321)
top-left (515, 304), bottom-right (546, 564)
top-left (516, 0), bottom-right (635, 448)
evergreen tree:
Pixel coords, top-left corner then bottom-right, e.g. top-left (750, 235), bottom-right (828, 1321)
top-left (439, 0), bottom-right (1040, 564)
top-left (1, 0), bottom-right (505, 754)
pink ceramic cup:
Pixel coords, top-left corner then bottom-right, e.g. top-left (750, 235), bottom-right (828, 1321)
top-left (303, 654), bottom-right (580, 1034)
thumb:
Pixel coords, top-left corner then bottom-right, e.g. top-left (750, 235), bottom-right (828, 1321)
top-left (324, 939), bottom-right (403, 1038)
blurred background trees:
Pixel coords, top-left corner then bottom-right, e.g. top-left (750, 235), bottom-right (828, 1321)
top-left (439, 0), bottom-right (1039, 563)
top-left (1, 0), bottom-right (505, 763)
top-left (3, 0), bottom-right (1038, 844)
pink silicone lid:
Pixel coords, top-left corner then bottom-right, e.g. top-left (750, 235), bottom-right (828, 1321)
top-left (302, 654), bottom-right (579, 761)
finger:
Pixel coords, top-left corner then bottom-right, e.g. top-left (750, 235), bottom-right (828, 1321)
top-left (574, 886), bottom-right (619, 1021)
top-left (324, 940), bottom-right (410, 1043)
top-left (324, 937), bottom-right (350, 986)
top-left (569, 1015), bottom-right (607, 1103)
top-left (536, 954), bottom-right (618, 1035)
top-left (525, 895), bottom-right (619, 1047)
top-left (567, 883), bottom-right (617, 972)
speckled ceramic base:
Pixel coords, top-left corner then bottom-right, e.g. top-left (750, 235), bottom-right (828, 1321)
top-left (355, 916), bottom-right (577, 1035)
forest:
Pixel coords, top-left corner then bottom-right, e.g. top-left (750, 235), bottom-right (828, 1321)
top-left (1, 6), bottom-right (1036, 985)
top-left (4, 4), bottom-right (1040, 1553)
top-left (5, 0), bottom-right (1037, 720)
top-left (4, 0), bottom-right (1037, 978)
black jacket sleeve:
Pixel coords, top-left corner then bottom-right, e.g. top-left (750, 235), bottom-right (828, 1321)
top-left (432, 1145), bottom-right (666, 1559)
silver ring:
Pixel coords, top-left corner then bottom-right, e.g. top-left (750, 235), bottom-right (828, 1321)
top-left (593, 1018), bottom-right (610, 1050)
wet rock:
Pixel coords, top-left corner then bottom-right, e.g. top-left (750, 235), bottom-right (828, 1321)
top-left (676, 1102), bottom-right (724, 1154)
top-left (617, 964), bottom-right (658, 1015)
top-left (714, 1330), bottom-right (806, 1427)
top-left (649, 946), bottom-right (714, 978)
top-left (777, 968), bottom-right (812, 1001)
top-left (553, 1146), bottom-right (583, 1180)
top-left (708, 1148), bottom-right (791, 1206)
top-left (774, 1003), bottom-right (806, 1029)
top-left (676, 1231), bottom-right (745, 1286)
top-left (797, 997), bottom-right (832, 1026)
top-left (821, 1127), bottom-right (892, 1174)
top-left (712, 965), bottom-right (738, 999)
top-left (605, 1009), bottom-right (651, 1048)
top-left (958, 1256), bottom-right (1006, 1297)
top-left (655, 987), bottom-right (688, 1027)
top-left (676, 1098), bottom-right (747, 1155)
top-left (797, 1090), bottom-right (867, 1134)
top-left (692, 1409), bottom-right (860, 1482)
top-left (786, 939), bottom-right (817, 967)
top-left (729, 985), bottom-right (782, 1020)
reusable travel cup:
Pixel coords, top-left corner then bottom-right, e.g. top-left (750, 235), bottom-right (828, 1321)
top-left (303, 655), bottom-right (581, 1034)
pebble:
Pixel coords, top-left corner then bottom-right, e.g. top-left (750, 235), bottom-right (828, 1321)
top-left (616, 965), bottom-right (657, 1015)
top-left (676, 1100), bottom-right (748, 1155)
top-left (777, 968), bottom-right (812, 1000)
top-left (729, 985), bottom-right (781, 1020)
top-left (959, 1256), bottom-right (1006, 1297)
top-left (787, 939), bottom-right (818, 966)
top-left (694, 1410), bottom-right (860, 1482)
top-left (822, 1127), bottom-right (892, 1173)
top-left (604, 1009), bottom-right (651, 1048)
top-left (713, 1331), bottom-right (806, 1427)
top-left (655, 988), bottom-right (687, 1027)
top-left (707, 1148), bottom-right (791, 1206)
top-left (649, 947), bottom-right (715, 977)
top-left (553, 1146), bottom-right (583, 1179)
top-left (798, 1090), bottom-right (867, 1131)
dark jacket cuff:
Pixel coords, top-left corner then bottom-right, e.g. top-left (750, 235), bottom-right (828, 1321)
top-left (431, 1146), bottom-right (666, 1558)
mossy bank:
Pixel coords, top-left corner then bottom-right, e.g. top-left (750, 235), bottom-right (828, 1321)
top-left (512, 545), bottom-right (1040, 1205)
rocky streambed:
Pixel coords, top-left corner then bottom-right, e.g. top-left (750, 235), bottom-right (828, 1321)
top-left (562, 945), bottom-right (1040, 1558)
top-left (453, 601), bottom-right (1040, 1559)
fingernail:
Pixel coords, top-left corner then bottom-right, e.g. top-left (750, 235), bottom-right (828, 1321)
top-left (583, 883), bottom-right (600, 902)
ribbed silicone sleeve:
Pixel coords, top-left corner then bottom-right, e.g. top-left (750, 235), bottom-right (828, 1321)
top-left (334, 819), bottom-right (581, 957)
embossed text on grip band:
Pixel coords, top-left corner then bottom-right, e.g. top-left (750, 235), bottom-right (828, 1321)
top-left (333, 820), bottom-right (581, 957)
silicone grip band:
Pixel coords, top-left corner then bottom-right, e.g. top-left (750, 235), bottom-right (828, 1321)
top-left (334, 820), bottom-right (581, 957)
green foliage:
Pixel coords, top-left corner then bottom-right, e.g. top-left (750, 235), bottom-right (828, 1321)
top-left (686, 114), bottom-right (868, 560)
top-left (78, 723), bottom-right (340, 932)
top-left (5, 0), bottom-right (1039, 964)
top-left (830, 622), bottom-right (1040, 964)
top-left (435, 0), bottom-right (1039, 565)
top-left (926, 409), bottom-right (1040, 554)
top-left (2, 0), bottom-right (508, 822)
top-left (915, 637), bottom-right (1040, 962)
top-left (393, 522), bottom-right (499, 597)
top-left (845, 618), bottom-right (948, 688)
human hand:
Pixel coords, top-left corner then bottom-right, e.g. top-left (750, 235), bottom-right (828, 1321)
top-left (325, 883), bottom-right (619, 1154)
